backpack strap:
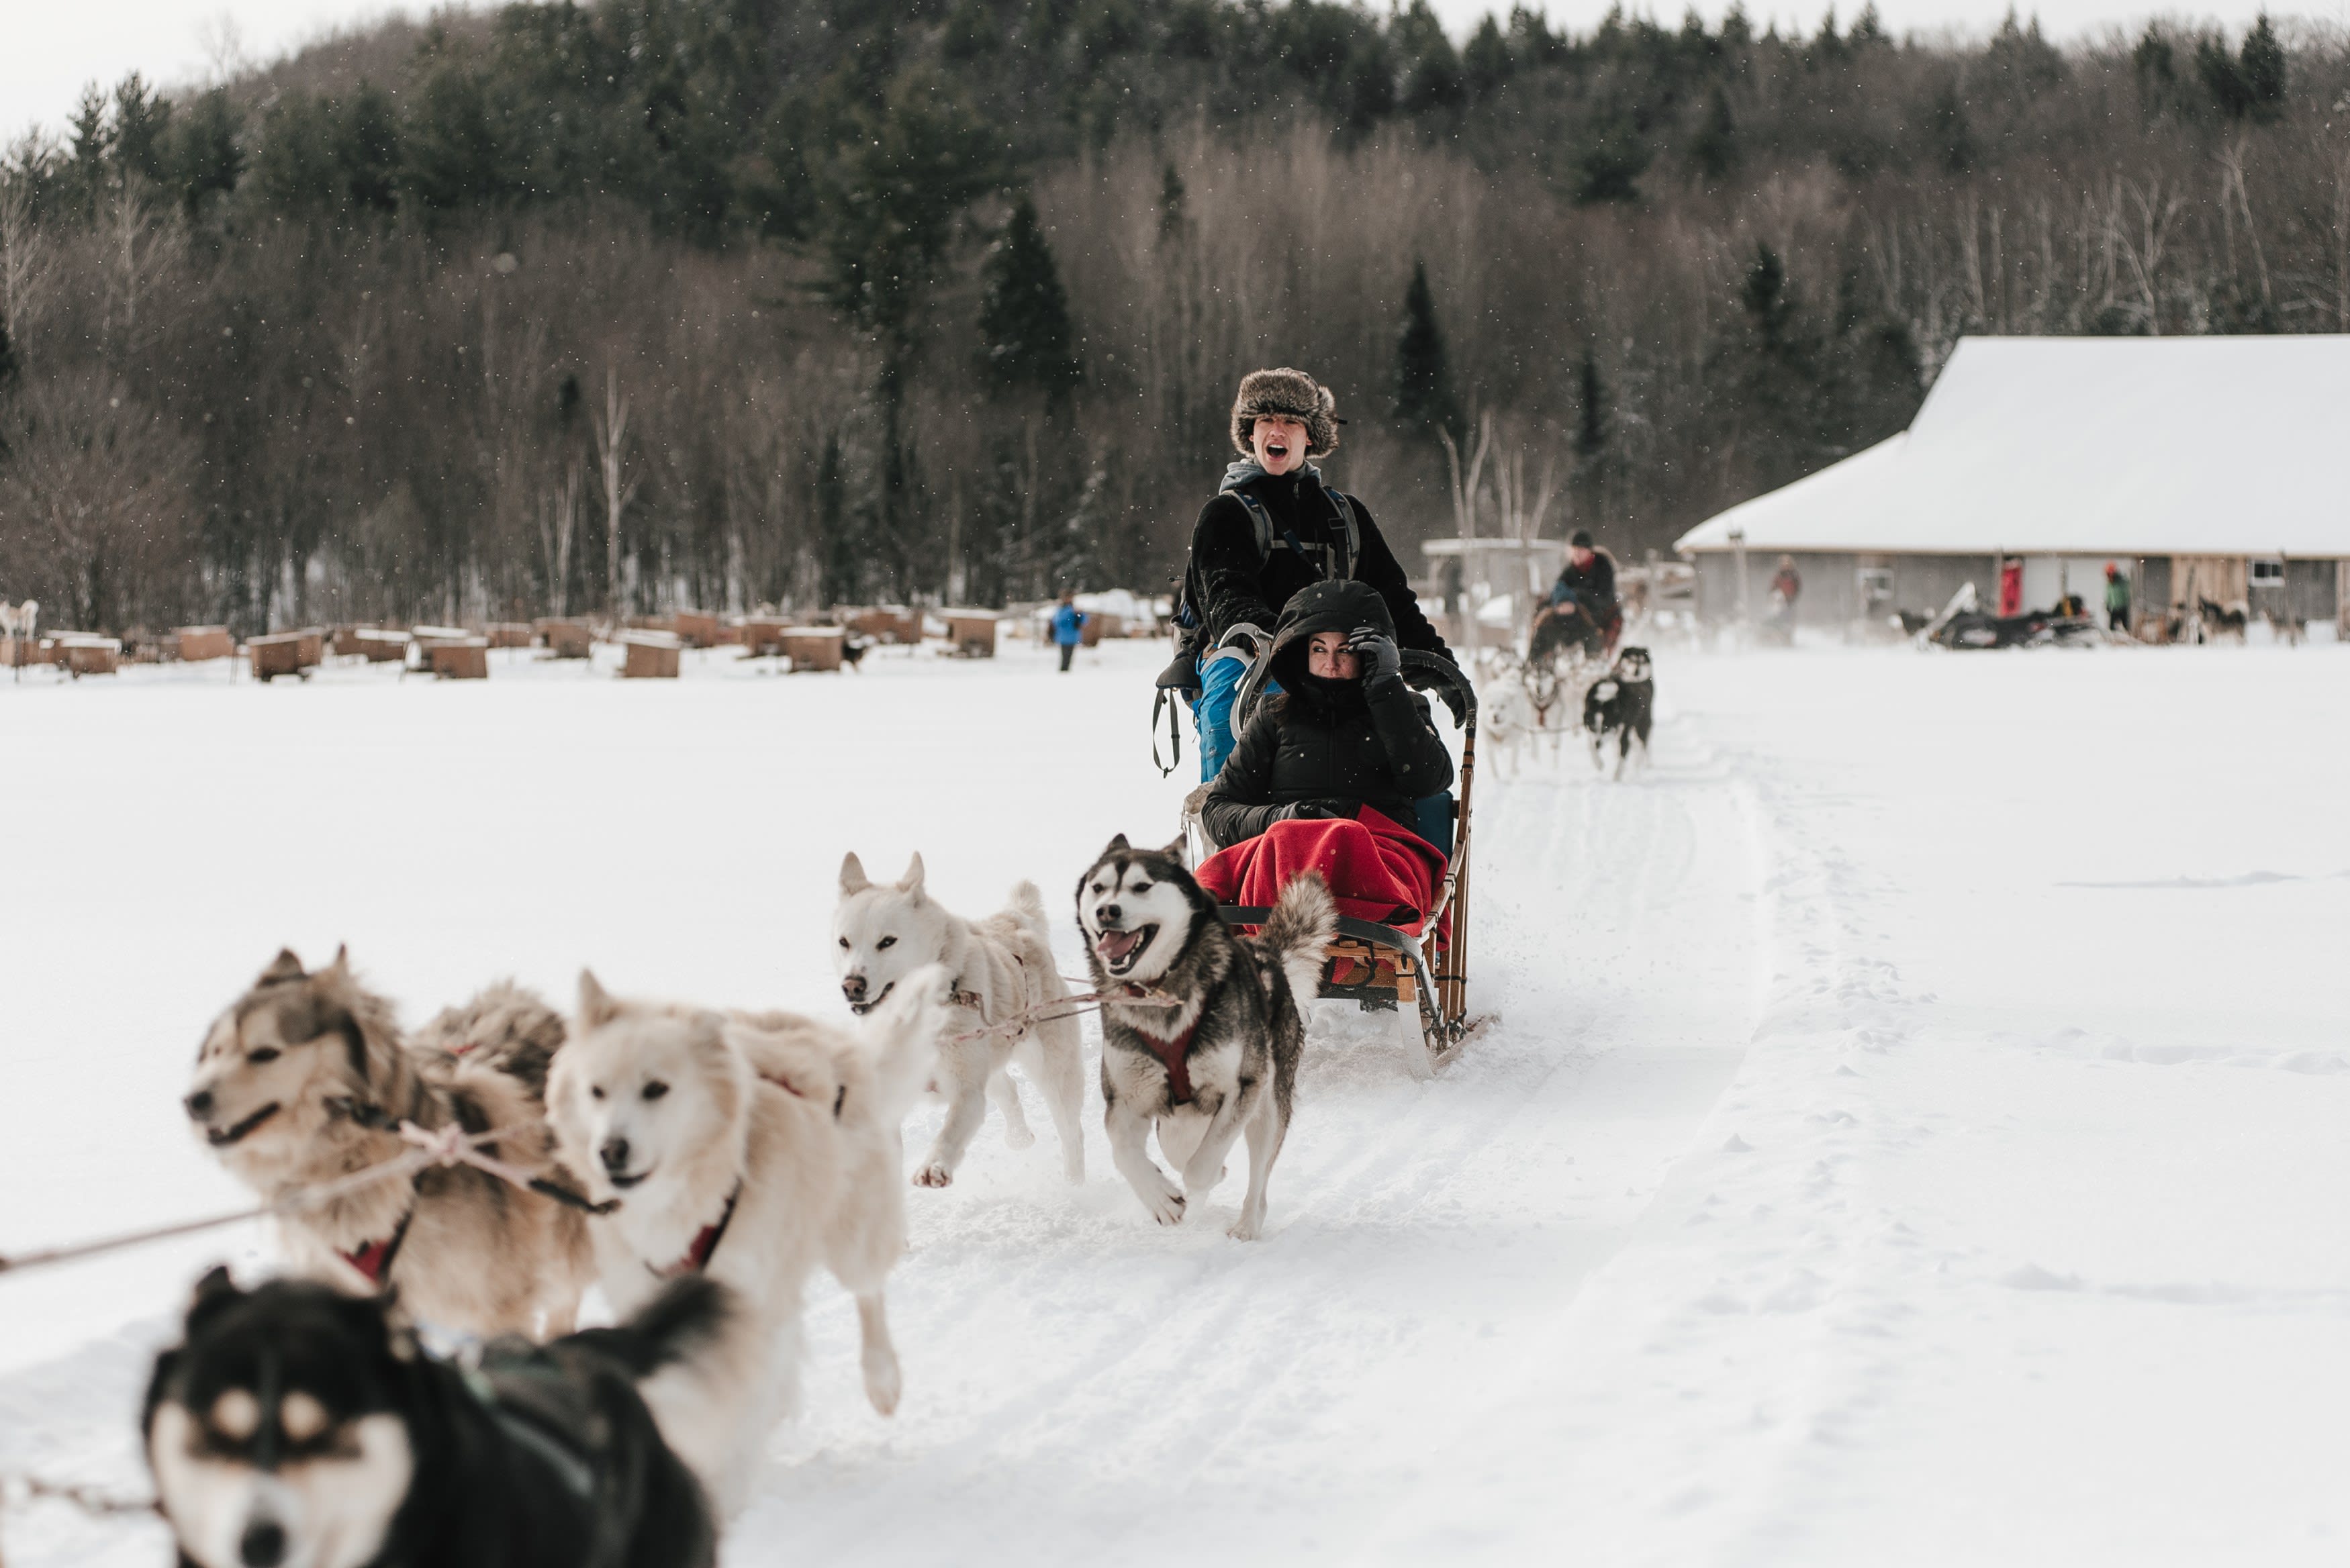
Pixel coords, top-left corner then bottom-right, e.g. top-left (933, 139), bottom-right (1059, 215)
top-left (1226, 484), bottom-right (1358, 581)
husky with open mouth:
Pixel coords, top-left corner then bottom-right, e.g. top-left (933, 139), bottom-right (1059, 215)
top-left (1074, 836), bottom-right (1334, 1240)
top-left (832, 852), bottom-right (1087, 1188)
top-left (183, 949), bottom-right (595, 1338)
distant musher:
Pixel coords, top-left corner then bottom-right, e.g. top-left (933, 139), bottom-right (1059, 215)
top-left (1530, 530), bottom-right (1619, 661)
top-left (1158, 368), bottom-right (1452, 780)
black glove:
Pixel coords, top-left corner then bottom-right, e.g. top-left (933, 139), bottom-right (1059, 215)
top-left (1346, 628), bottom-right (1401, 685)
top-left (1282, 799), bottom-right (1352, 821)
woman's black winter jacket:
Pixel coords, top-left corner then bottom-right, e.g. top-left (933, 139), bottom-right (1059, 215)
top-left (1203, 581), bottom-right (1456, 848)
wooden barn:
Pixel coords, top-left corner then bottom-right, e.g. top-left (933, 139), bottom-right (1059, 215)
top-left (1675, 336), bottom-right (2350, 638)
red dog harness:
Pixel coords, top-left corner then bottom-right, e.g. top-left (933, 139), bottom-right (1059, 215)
top-left (1140, 1018), bottom-right (1199, 1106)
top-left (339, 1206), bottom-right (416, 1287)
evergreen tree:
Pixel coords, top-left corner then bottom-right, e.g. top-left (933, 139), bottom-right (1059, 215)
top-left (1462, 16), bottom-right (1513, 100)
top-left (816, 432), bottom-right (856, 607)
top-left (337, 85), bottom-right (403, 213)
top-left (1927, 81), bottom-right (1975, 174)
top-left (1574, 348), bottom-right (1607, 467)
top-left (1340, 32), bottom-right (1397, 134)
top-left (2239, 14), bottom-right (2286, 121)
top-left (164, 90), bottom-right (244, 215)
top-left (1157, 161), bottom-right (1187, 240)
top-left (2196, 32), bottom-right (2253, 118)
top-left (66, 86), bottom-right (111, 222)
top-left (111, 75), bottom-right (171, 189)
top-left (1398, 1), bottom-right (1466, 113)
top-left (1393, 260), bottom-right (1461, 442)
top-left (1571, 346), bottom-right (1610, 521)
top-left (1690, 85), bottom-right (1740, 181)
top-left (1574, 113), bottom-right (1652, 205)
top-left (977, 195), bottom-right (1082, 407)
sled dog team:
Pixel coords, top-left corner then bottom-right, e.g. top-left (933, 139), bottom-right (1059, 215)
top-left (153, 838), bottom-right (1335, 1568)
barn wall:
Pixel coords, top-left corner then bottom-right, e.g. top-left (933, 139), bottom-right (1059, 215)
top-left (1692, 551), bottom-right (1987, 628)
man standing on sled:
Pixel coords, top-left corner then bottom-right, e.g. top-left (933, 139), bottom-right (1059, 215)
top-left (1156, 368), bottom-right (1453, 781)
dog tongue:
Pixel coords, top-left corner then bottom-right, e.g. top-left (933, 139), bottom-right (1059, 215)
top-left (1096, 928), bottom-right (1143, 963)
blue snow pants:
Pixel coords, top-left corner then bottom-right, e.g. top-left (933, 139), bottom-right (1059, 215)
top-left (1191, 652), bottom-right (1279, 781)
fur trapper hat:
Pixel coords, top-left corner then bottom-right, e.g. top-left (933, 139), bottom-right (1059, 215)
top-left (1231, 368), bottom-right (1341, 458)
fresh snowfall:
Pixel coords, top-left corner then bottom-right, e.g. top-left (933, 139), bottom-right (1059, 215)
top-left (1, 634), bottom-right (2345, 1566)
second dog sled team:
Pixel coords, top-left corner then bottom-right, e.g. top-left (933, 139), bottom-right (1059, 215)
top-left (142, 367), bottom-right (1630, 1567)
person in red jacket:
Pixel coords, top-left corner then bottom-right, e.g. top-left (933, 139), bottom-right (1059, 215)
top-left (1999, 557), bottom-right (2024, 617)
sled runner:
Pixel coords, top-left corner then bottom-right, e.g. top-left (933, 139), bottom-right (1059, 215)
top-left (1200, 650), bottom-right (1482, 1076)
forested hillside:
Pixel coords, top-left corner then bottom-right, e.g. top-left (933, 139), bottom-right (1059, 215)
top-left (1, 0), bottom-right (2345, 632)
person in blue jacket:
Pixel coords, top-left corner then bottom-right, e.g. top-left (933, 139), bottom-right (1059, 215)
top-left (1051, 591), bottom-right (1088, 672)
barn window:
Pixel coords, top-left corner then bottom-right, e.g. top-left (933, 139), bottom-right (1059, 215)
top-left (2250, 559), bottom-right (2285, 586)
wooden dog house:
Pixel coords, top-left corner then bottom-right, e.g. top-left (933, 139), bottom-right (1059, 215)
top-left (176, 626), bottom-right (234, 663)
top-left (671, 611), bottom-right (719, 648)
top-left (941, 610), bottom-right (1000, 658)
top-left (535, 619), bottom-right (593, 658)
top-left (250, 631), bottom-right (323, 681)
top-left (782, 627), bottom-right (845, 671)
top-left (621, 630), bottom-right (682, 678)
top-left (356, 629), bottom-right (409, 662)
top-left (485, 623), bottom-right (534, 649)
top-left (429, 638), bottom-right (490, 679)
top-left (58, 635), bottom-right (122, 677)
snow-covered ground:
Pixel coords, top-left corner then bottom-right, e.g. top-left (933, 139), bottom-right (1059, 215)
top-left (3, 635), bottom-right (2346, 1565)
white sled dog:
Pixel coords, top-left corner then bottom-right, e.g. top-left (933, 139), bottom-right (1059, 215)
top-left (833, 852), bottom-right (1086, 1187)
top-left (183, 948), bottom-right (595, 1338)
top-left (545, 968), bottom-right (945, 1515)
top-left (1075, 837), bottom-right (1335, 1240)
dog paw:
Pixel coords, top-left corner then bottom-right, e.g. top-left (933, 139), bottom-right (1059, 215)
top-left (863, 1357), bottom-right (902, 1418)
top-left (1003, 1124), bottom-right (1037, 1150)
top-left (1062, 1153), bottom-right (1086, 1185)
top-left (912, 1163), bottom-right (955, 1188)
top-left (1225, 1214), bottom-right (1262, 1241)
top-left (1139, 1178), bottom-right (1185, 1226)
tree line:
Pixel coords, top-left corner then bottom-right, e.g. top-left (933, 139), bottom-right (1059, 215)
top-left (0, 0), bottom-right (2343, 634)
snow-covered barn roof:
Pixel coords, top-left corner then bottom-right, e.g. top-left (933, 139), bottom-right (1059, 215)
top-left (1675, 336), bottom-right (2350, 558)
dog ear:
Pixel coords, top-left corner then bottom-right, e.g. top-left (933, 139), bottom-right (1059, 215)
top-left (183, 1265), bottom-right (244, 1334)
top-left (1102, 833), bottom-right (1131, 856)
top-left (258, 948), bottom-right (306, 985)
top-left (1159, 835), bottom-right (1188, 865)
top-left (898, 852), bottom-right (925, 897)
top-left (839, 851), bottom-right (869, 894)
top-left (577, 970), bottom-right (620, 1028)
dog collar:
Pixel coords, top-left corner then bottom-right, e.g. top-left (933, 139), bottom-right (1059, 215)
top-left (655, 1183), bottom-right (743, 1279)
top-left (338, 1202), bottom-right (417, 1287)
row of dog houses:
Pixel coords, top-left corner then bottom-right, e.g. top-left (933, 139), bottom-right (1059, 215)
top-left (3, 608), bottom-right (1021, 681)
top-left (1673, 336), bottom-right (2350, 636)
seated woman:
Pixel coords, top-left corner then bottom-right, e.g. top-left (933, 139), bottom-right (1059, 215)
top-left (1196, 581), bottom-right (1456, 932)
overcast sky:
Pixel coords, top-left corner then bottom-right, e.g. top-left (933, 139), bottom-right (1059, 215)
top-left (5, 0), bottom-right (2337, 141)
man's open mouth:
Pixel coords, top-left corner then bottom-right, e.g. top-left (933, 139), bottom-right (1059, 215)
top-left (206, 1102), bottom-right (281, 1147)
top-left (1266, 441), bottom-right (1289, 460)
top-left (1094, 925), bottom-right (1159, 975)
top-left (847, 981), bottom-right (895, 1017)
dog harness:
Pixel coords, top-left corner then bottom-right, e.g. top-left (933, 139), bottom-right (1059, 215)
top-left (656, 1182), bottom-right (743, 1279)
top-left (1138, 1018), bottom-right (1200, 1106)
top-left (339, 1204), bottom-right (416, 1287)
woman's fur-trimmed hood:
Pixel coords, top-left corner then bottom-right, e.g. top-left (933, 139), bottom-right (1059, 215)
top-left (1230, 368), bottom-right (1340, 458)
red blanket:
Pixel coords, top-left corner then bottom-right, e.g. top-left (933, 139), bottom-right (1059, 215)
top-left (1194, 805), bottom-right (1448, 936)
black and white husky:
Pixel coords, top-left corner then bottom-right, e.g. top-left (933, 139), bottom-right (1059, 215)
top-left (145, 1266), bottom-right (724, 1568)
top-left (1074, 836), bottom-right (1335, 1240)
top-left (1582, 645), bottom-right (1654, 779)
